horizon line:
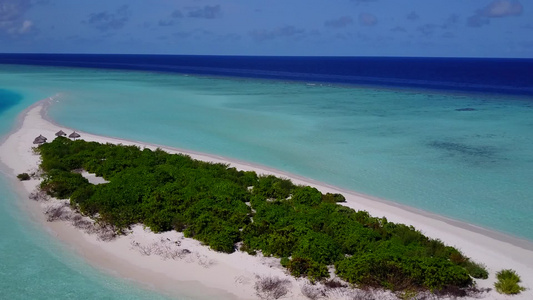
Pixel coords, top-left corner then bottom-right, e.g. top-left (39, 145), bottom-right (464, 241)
top-left (1, 53), bottom-right (532, 60)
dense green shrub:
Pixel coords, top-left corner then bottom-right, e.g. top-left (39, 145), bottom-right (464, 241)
top-left (40, 170), bottom-right (90, 199)
top-left (37, 138), bottom-right (484, 293)
top-left (494, 269), bottom-right (525, 294)
top-left (336, 253), bottom-right (472, 291)
top-left (287, 257), bottom-right (329, 281)
top-left (322, 193), bottom-right (346, 203)
top-left (293, 231), bottom-right (341, 265)
top-left (291, 186), bottom-right (322, 206)
top-left (253, 175), bottom-right (294, 200)
top-left (17, 173), bottom-right (30, 181)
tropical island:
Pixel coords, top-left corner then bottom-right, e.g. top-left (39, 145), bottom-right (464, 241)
top-left (36, 135), bottom-right (487, 292)
top-left (1, 100), bottom-right (530, 300)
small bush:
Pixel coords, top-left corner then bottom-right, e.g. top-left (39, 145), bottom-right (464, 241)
top-left (254, 276), bottom-right (291, 300)
top-left (464, 260), bottom-right (489, 279)
top-left (322, 279), bottom-right (347, 289)
top-left (17, 173), bottom-right (31, 181)
top-left (280, 257), bottom-right (290, 267)
top-left (301, 284), bottom-right (325, 300)
top-left (397, 289), bottom-right (418, 300)
top-left (239, 242), bottom-right (257, 255)
top-left (449, 251), bottom-right (468, 264)
top-left (494, 269), bottom-right (525, 295)
top-left (495, 279), bottom-right (525, 295)
top-left (496, 269), bottom-right (520, 282)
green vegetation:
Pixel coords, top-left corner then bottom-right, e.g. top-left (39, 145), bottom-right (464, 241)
top-left (17, 172), bottom-right (30, 181)
top-left (494, 269), bottom-right (525, 295)
top-left (36, 137), bottom-right (488, 294)
top-left (463, 261), bottom-right (488, 279)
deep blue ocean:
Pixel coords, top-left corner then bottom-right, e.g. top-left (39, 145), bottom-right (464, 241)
top-left (1, 54), bottom-right (532, 299)
top-left (1, 54), bottom-right (532, 96)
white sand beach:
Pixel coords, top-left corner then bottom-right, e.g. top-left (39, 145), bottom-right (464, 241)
top-left (1, 97), bottom-right (532, 299)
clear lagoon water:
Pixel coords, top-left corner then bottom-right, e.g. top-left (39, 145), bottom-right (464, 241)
top-left (0, 67), bottom-right (204, 300)
top-left (1, 62), bottom-right (532, 299)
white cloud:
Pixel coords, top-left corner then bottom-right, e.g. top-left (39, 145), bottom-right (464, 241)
top-left (480, 0), bottom-right (523, 18)
top-left (468, 0), bottom-right (523, 27)
top-left (5, 19), bottom-right (32, 34)
top-left (19, 19), bottom-right (32, 33)
top-left (0, 0), bottom-right (34, 35)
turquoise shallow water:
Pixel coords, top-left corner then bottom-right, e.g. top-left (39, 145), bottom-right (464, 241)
top-left (1, 64), bottom-right (533, 298)
top-left (0, 180), bottom-right (178, 300)
top-left (41, 66), bottom-right (533, 239)
top-left (0, 68), bottom-right (202, 299)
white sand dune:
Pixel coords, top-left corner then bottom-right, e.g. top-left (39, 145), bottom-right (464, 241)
top-left (1, 97), bottom-right (532, 299)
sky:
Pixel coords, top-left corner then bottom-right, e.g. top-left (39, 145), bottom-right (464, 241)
top-left (0, 0), bottom-right (532, 57)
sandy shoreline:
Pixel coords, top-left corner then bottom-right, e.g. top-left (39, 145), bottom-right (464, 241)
top-left (1, 97), bottom-right (532, 299)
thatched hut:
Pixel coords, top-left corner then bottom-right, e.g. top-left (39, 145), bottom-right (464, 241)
top-left (55, 130), bottom-right (67, 137)
top-left (33, 135), bottom-right (47, 145)
top-left (69, 131), bottom-right (81, 140)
